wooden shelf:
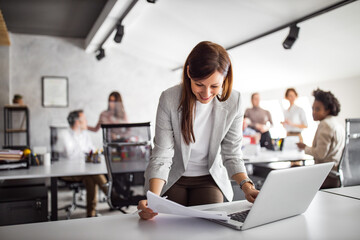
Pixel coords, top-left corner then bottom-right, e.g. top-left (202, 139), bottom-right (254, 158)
top-left (4, 105), bottom-right (28, 110)
top-left (5, 129), bottom-right (27, 133)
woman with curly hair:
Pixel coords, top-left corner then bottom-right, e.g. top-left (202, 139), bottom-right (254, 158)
top-left (297, 89), bottom-right (345, 188)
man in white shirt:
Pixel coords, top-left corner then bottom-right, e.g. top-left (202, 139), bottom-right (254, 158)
top-left (61, 110), bottom-right (108, 217)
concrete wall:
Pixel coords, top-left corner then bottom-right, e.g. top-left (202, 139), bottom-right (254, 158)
top-left (9, 33), bottom-right (178, 150)
top-left (0, 46), bottom-right (10, 148)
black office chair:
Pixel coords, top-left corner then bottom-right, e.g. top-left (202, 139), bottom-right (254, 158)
top-left (102, 123), bottom-right (151, 213)
top-left (57, 179), bottom-right (86, 219)
top-left (335, 118), bottom-right (360, 187)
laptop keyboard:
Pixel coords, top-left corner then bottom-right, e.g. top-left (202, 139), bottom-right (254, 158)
top-left (228, 210), bottom-right (250, 222)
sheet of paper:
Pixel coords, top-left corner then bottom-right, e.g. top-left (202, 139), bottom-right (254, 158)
top-left (282, 136), bottom-right (300, 152)
top-left (147, 191), bottom-right (230, 221)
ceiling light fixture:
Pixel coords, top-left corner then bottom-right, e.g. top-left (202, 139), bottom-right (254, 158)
top-left (283, 24), bottom-right (300, 49)
top-left (114, 24), bottom-right (124, 43)
top-left (96, 48), bottom-right (105, 61)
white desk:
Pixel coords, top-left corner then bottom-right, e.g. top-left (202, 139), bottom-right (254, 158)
top-left (244, 150), bottom-right (313, 164)
top-left (1, 191), bottom-right (359, 240)
top-left (0, 158), bottom-right (108, 221)
top-left (322, 185), bottom-right (360, 200)
top-left (0, 157), bottom-right (148, 221)
top-left (0, 159), bottom-right (107, 181)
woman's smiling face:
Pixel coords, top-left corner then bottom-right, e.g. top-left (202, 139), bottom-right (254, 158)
top-left (189, 70), bottom-right (224, 104)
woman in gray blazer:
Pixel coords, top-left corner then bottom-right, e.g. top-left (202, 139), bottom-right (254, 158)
top-left (138, 41), bottom-right (259, 220)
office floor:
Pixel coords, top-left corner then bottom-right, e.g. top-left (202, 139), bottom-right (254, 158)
top-left (53, 186), bottom-right (141, 220)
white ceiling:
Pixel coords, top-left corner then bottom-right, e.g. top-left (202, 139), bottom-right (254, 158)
top-left (102, 0), bottom-right (360, 92)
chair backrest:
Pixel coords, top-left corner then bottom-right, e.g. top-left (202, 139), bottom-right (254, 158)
top-left (101, 122), bottom-right (151, 207)
top-left (339, 118), bottom-right (360, 187)
top-left (50, 126), bottom-right (68, 161)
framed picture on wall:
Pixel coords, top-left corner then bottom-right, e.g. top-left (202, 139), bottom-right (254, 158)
top-left (42, 76), bottom-right (69, 107)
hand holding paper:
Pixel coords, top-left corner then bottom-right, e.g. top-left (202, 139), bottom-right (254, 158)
top-left (146, 191), bottom-right (229, 221)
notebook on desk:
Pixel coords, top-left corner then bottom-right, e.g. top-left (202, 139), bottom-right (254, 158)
top-left (205, 162), bottom-right (334, 230)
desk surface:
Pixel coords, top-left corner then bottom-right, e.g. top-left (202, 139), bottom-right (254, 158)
top-left (322, 185), bottom-right (360, 200)
top-left (243, 150), bottom-right (313, 164)
top-left (0, 158), bottom-right (107, 181)
top-left (0, 157), bottom-right (149, 181)
top-left (1, 191), bottom-right (359, 240)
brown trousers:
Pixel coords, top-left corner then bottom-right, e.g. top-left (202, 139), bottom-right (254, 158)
top-left (62, 175), bottom-right (108, 217)
top-left (164, 175), bottom-right (224, 206)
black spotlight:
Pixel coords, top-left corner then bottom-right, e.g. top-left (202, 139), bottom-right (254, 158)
top-left (283, 25), bottom-right (300, 49)
top-left (147, 0), bottom-right (157, 3)
top-left (96, 48), bottom-right (105, 61)
top-left (114, 24), bottom-right (124, 43)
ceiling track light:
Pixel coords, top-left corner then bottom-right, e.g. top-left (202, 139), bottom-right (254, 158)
top-left (283, 24), bottom-right (300, 49)
top-left (96, 48), bottom-right (105, 61)
top-left (114, 24), bottom-right (125, 43)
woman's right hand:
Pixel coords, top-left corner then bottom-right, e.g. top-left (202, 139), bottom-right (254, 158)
top-left (137, 200), bottom-right (158, 220)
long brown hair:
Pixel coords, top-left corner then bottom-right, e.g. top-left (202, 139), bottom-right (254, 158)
top-left (108, 91), bottom-right (126, 119)
top-left (179, 41), bottom-right (233, 145)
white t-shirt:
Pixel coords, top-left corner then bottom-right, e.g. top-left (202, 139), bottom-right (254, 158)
top-left (283, 105), bottom-right (308, 133)
top-left (183, 99), bottom-right (214, 177)
top-left (60, 129), bottom-right (95, 158)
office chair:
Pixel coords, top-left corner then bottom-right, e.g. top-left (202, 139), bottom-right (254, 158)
top-left (57, 179), bottom-right (86, 219)
top-left (102, 123), bottom-right (151, 213)
top-left (50, 126), bottom-right (86, 219)
top-left (334, 118), bottom-right (360, 187)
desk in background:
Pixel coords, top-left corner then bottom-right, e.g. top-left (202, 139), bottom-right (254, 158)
top-left (322, 185), bottom-right (360, 200)
top-left (0, 156), bottom-right (148, 221)
top-left (0, 191), bottom-right (359, 240)
top-left (0, 158), bottom-right (107, 221)
top-left (243, 150), bottom-right (313, 164)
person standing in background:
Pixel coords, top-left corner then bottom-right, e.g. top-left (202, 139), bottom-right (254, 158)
top-left (281, 88), bottom-right (308, 142)
top-left (88, 91), bottom-right (128, 132)
top-left (245, 93), bottom-right (274, 150)
top-left (297, 89), bottom-right (344, 188)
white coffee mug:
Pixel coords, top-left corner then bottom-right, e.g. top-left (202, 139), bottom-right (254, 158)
top-left (44, 153), bottom-right (51, 166)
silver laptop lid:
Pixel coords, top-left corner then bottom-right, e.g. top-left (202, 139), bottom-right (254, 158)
top-left (242, 162), bottom-right (334, 230)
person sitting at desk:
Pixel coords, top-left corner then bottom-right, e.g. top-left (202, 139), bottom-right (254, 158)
top-left (281, 88), bottom-right (308, 142)
top-left (296, 89), bottom-right (345, 188)
top-left (137, 41), bottom-right (259, 220)
top-left (61, 110), bottom-right (108, 217)
top-left (88, 91), bottom-right (128, 132)
top-left (245, 93), bottom-right (274, 150)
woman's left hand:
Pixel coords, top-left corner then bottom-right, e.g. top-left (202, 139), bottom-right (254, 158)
top-left (242, 184), bottom-right (259, 203)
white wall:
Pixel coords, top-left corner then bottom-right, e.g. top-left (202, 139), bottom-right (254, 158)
top-left (9, 33), bottom-right (179, 150)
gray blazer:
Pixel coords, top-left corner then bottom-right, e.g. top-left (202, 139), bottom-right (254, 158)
top-left (145, 84), bottom-right (246, 201)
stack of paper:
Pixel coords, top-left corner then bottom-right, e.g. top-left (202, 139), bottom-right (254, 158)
top-left (0, 150), bottom-right (23, 161)
top-left (147, 191), bottom-right (229, 221)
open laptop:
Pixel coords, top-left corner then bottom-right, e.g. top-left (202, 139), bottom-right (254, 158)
top-left (205, 162), bottom-right (334, 230)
